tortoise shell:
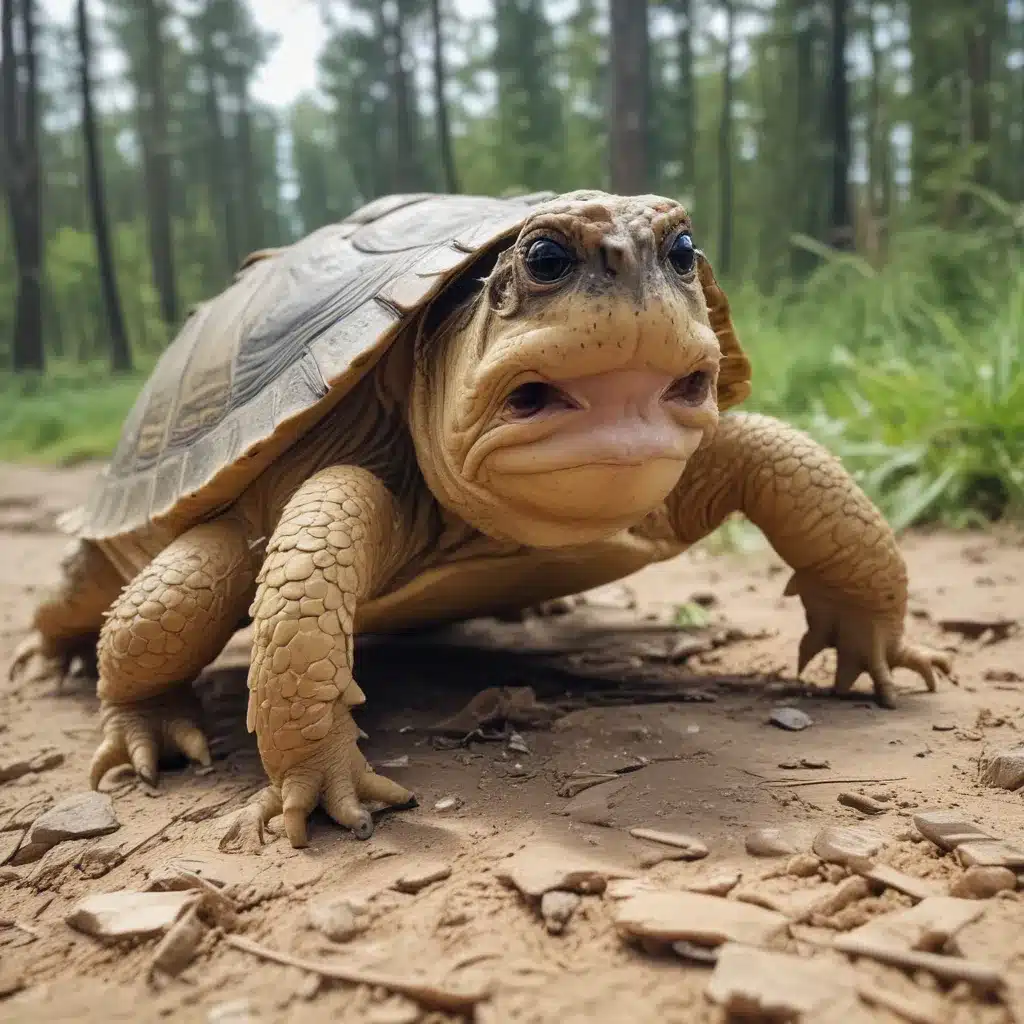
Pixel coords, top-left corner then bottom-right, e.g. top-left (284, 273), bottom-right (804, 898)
top-left (79, 191), bottom-right (751, 545)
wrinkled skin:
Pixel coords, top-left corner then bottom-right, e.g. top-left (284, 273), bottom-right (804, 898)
top-left (10, 191), bottom-right (950, 850)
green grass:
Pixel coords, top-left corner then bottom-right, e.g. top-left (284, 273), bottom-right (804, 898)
top-left (2, 217), bottom-right (1021, 531)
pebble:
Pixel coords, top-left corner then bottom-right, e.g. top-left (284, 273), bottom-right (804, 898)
top-left (208, 999), bottom-right (255, 1024)
top-left (508, 732), bottom-right (530, 755)
top-left (837, 791), bottom-right (890, 815)
top-left (707, 943), bottom-right (871, 1022)
top-left (540, 890), bottom-right (581, 934)
top-left (0, 750), bottom-right (64, 784)
top-left (786, 854), bottom-right (821, 878)
top-left (16, 791), bottom-right (120, 862)
top-left (612, 889), bottom-right (788, 948)
top-left (497, 842), bottom-right (634, 899)
top-left (949, 866), bottom-right (1018, 899)
top-left (769, 707), bottom-right (813, 731)
top-left (66, 889), bottom-right (197, 939)
top-left (393, 860), bottom-right (452, 894)
top-left (932, 720), bottom-right (957, 732)
top-left (366, 997), bottom-right (421, 1024)
top-left (854, 862), bottom-right (942, 902)
top-left (980, 746), bottom-right (1024, 791)
top-left (842, 895), bottom-right (984, 951)
top-left (433, 796), bottom-right (460, 812)
top-left (672, 939), bottom-right (719, 964)
top-left (628, 828), bottom-right (708, 859)
top-left (307, 898), bottom-right (364, 941)
top-left (913, 810), bottom-right (995, 851)
top-left (744, 828), bottom-right (795, 858)
top-left (955, 839), bottom-right (1024, 869)
top-left (812, 824), bottom-right (885, 866)
top-left (682, 868), bottom-right (742, 897)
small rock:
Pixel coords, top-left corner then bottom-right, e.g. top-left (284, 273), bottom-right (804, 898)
top-left (950, 866), bottom-right (1017, 899)
top-left (540, 890), bottom-right (580, 934)
top-left (508, 732), bottom-right (530, 755)
top-left (307, 897), bottom-right (364, 941)
top-left (913, 810), bottom-right (995, 851)
top-left (683, 868), bottom-right (742, 897)
top-left (374, 755), bottom-right (410, 770)
top-left (769, 707), bottom-right (813, 731)
top-left (932, 720), bottom-right (957, 732)
top-left (27, 751), bottom-right (63, 774)
top-left (433, 796), bottom-right (460, 812)
top-left (837, 792), bottom-right (890, 816)
top-left (938, 616), bottom-right (1016, 642)
top-left (955, 840), bottom-right (1024, 869)
top-left (812, 824), bottom-right (885, 866)
top-left (366, 997), bottom-right (421, 1024)
top-left (393, 860), bottom-right (452, 894)
top-left (148, 853), bottom-right (256, 891)
top-left (842, 895), bottom-right (984, 951)
top-left (672, 939), bottom-right (719, 964)
top-left (66, 889), bottom-right (197, 940)
top-left (744, 828), bottom-right (795, 858)
top-left (208, 999), bottom-right (255, 1024)
top-left (786, 854), bottom-right (821, 878)
top-left (980, 746), bottom-right (1024, 791)
top-left (30, 791), bottom-right (119, 847)
top-left (612, 889), bottom-right (788, 949)
top-left (497, 842), bottom-right (635, 899)
top-left (854, 862), bottom-right (942, 902)
top-left (149, 903), bottom-right (206, 978)
top-left (563, 778), bottom-right (628, 827)
top-left (706, 943), bottom-right (870, 1022)
top-left (628, 827), bottom-right (708, 859)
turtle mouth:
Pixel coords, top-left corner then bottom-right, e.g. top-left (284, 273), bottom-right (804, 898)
top-left (476, 368), bottom-right (713, 476)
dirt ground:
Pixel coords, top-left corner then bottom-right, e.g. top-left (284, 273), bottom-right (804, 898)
top-left (1, 460), bottom-right (1023, 1024)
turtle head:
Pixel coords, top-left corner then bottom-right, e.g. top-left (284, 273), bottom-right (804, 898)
top-left (409, 190), bottom-right (750, 547)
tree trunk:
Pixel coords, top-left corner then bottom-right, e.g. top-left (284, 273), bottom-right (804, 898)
top-left (609, 0), bottom-right (650, 193)
top-left (139, 0), bottom-right (178, 326)
top-left (827, 0), bottom-right (852, 249)
top-left (2, 0), bottom-right (45, 371)
top-left (677, 0), bottom-right (695, 200)
top-left (390, 0), bottom-right (421, 192)
top-left (964, 2), bottom-right (993, 193)
top-left (429, 0), bottom-right (459, 193)
top-left (717, 0), bottom-right (734, 276)
top-left (76, 0), bottom-right (132, 372)
top-left (234, 74), bottom-right (262, 254)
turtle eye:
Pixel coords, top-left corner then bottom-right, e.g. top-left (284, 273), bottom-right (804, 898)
top-left (667, 232), bottom-right (696, 276)
top-left (503, 382), bottom-right (579, 420)
top-left (524, 238), bottom-right (576, 284)
top-left (664, 370), bottom-right (712, 406)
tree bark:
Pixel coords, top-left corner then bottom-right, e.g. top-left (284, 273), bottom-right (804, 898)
top-left (76, 0), bottom-right (132, 372)
top-left (390, 0), bottom-right (421, 192)
top-left (827, 0), bottom-right (852, 249)
top-left (964, 2), bottom-right (993, 192)
top-left (233, 71), bottom-right (262, 254)
top-left (2, 0), bottom-right (45, 371)
top-left (139, 0), bottom-right (179, 326)
top-left (677, 0), bottom-right (695, 198)
top-left (717, 0), bottom-right (734, 276)
top-left (429, 0), bottom-right (459, 193)
top-left (609, 0), bottom-right (650, 193)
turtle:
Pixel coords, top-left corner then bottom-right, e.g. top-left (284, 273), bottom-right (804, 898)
top-left (9, 190), bottom-right (951, 849)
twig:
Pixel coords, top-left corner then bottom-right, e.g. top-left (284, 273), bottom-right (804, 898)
top-left (833, 934), bottom-right (1004, 991)
top-left (224, 934), bottom-right (492, 1012)
top-left (758, 775), bottom-right (907, 789)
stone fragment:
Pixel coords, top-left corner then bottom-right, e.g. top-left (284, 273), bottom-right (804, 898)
top-left (393, 860), bottom-right (452, 894)
top-left (540, 890), bottom-right (580, 934)
top-left (853, 861), bottom-right (942, 902)
top-left (433, 796), bottom-right (459, 812)
top-left (769, 707), bottom-right (813, 731)
top-left (366, 997), bottom-right (421, 1024)
top-left (786, 854), bottom-right (822, 878)
top-left (706, 942), bottom-right (872, 1023)
top-left (307, 897), bottom-right (363, 942)
top-left (842, 895), bottom-right (984, 951)
top-left (672, 939), bottom-right (719, 964)
top-left (913, 809), bottom-right (995, 851)
top-left (628, 827), bottom-right (708, 859)
top-left (949, 865), bottom-right (1017, 899)
top-left (683, 867), bottom-right (742, 897)
top-left (66, 890), bottom-right (197, 940)
top-left (812, 825), bottom-right (884, 866)
top-left (837, 792), bottom-right (889, 815)
top-left (496, 843), bottom-right (634, 899)
top-left (563, 779), bottom-right (628, 827)
top-left (612, 889), bottom-right (788, 949)
top-left (207, 999), bottom-right (255, 1024)
top-left (148, 903), bottom-right (206, 978)
top-left (148, 853), bottom-right (258, 891)
top-left (979, 746), bottom-right (1024, 791)
top-left (30, 791), bottom-right (119, 848)
top-left (955, 839), bottom-right (1024, 869)
top-left (745, 828), bottom-right (796, 858)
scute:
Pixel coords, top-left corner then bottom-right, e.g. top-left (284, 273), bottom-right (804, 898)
top-left (80, 192), bottom-right (556, 544)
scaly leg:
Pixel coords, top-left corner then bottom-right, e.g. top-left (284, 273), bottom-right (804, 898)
top-left (9, 537), bottom-right (124, 688)
top-left (670, 412), bottom-right (951, 707)
top-left (240, 465), bottom-right (414, 849)
top-left (90, 517), bottom-right (257, 786)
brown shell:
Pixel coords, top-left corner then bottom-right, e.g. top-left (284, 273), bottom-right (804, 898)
top-left (79, 191), bottom-right (750, 544)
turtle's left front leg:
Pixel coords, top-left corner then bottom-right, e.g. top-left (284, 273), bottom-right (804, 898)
top-left (669, 412), bottom-right (951, 707)
top-left (242, 465), bottom-right (414, 848)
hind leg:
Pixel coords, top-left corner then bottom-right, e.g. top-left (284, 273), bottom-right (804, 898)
top-left (90, 516), bottom-right (257, 788)
top-left (9, 538), bottom-right (124, 687)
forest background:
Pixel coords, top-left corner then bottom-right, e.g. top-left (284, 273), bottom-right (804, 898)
top-left (1, 0), bottom-right (1021, 532)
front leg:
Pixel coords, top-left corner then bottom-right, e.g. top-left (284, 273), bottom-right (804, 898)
top-left (244, 465), bottom-right (414, 848)
top-left (670, 413), bottom-right (951, 707)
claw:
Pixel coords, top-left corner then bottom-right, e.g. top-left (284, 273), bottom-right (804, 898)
top-left (90, 735), bottom-right (128, 789)
top-left (797, 630), bottom-right (828, 675)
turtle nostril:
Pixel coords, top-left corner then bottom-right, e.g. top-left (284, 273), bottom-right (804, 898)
top-left (503, 382), bottom-right (578, 420)
top-left (664, 370), bottom-right (712, 406)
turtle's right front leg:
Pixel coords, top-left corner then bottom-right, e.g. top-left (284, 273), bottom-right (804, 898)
top-left (240, 465), bottom-right (415, 849)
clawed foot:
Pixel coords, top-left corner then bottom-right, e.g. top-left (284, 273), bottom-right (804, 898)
top-left (90, 687), bottom-right (212, 788)
top-left (787, 574), bottom-right (953, 708)
top-left (9, 632), bottom-right (97, 691)
top-left (251, 708), bottom-right (415, 849)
